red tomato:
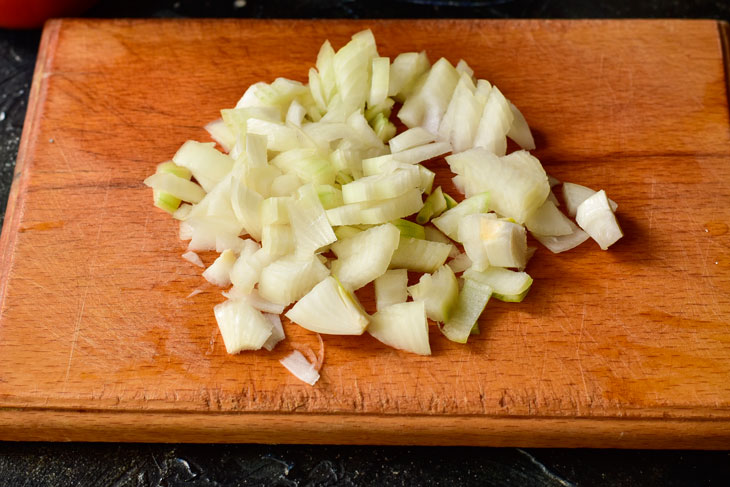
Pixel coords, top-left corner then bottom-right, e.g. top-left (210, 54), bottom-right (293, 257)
top-left (0, 0), bottom-right (97, 29)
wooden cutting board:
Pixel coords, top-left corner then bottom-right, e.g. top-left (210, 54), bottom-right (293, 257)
top-left (1, 19), bottom-right (729, 448)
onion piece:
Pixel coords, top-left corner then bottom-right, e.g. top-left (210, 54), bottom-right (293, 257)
top-left (369, 56), bottom-right (390, 107)
top-left (330, 223), bottom-right (400, 290)
top-left (205, 119), bottom-right (236, 153)
top-left (407, 264), bottom-right (459, 322)
top-left (341, 168), bottom-right (421, 204)
top-left (172, 141), bottom-right (234, 193)
top-left (186, 288), bottom-right (204, 299)
top-left (262, 313), bottom-right (286, 351)
top-left (229, 246), bottom-right (272, 293)
top-left (202, 249), bottom-right (237, 287)
top-left (398, 57), bottom-right (460, 133)
top-left (230, 177), bottom-right (263, 241)
top-left (261, 224), bottom-right (295, 258)
top-left (288, 184), bottom-right (337, 256)
top-left (388, 127), bottom-right (436, 153)
top-left (431, 192), bottom-right (490, 241)
top-left (182, 250), bottom-right (204, 268)
top-left (524, 199), bottom-right (573, 237)
top-left (473, 85), bottom-right (513, 156)
top-left (374, 269), bottom-right (409, 311)
top-left (333, 29), bottom-right (378, 112)
top-left (391, 219), bottom-right (426, 239)
top-left (260, 196), bottom-right (292, 225)
top-left (390, 237), bottom-right (452, 273)
top-left (563, 182), bottom-right (619, 218)
top-left (447, 251), bottom-right (473, 273)
top-left (388, 51), bottom-right (430, 101)
top-left (506, 102), bottom-right (535, 150)
top-left (215, 234), bottom-right (247, 253)
top-left (457, 213), bottom-right (497, 271)
top-left (391, 141), bottom-right (452, 165)
top-left (285, 276), bottom-right (369, 335)
top-left (463, 266), bottom-right (533, 303)
top-left (280, 350), bottom-right (320, 385)
top-left (368, 301), bottom-right (431, 355)
top-left (448, 149), bottom-right (549, 224)
top-left (258, 254), bottom-right (330, 306)
top-left (214, 299), bottom-right (274, 353)
top-left (575, 190), bottom-right (623, 250)
top-left (532, 219), bottom-right (590, 254)
top-left (144, 171), bottom-right (205, 206)
top-left (441, 278), bottom-right (493, 343)
top-left (326, 188), bottom-right (424, 226)
top-left (223, 288), bottom-right (287, 315)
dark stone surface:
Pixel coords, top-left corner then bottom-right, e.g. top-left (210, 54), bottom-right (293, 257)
top-left (0, 442), bottom-right (729, 486)
top-left (1, 1), bottom-right (730, 486)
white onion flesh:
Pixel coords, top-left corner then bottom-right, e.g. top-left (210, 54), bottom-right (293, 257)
top-left (147, 28), bottom-right (622, 371)
top-left (368, 301), bottom-right (431, 356)
top-left (374, 269), bottom-right (409, 311)
top-left (182, 250), bottom-right (204, 268)
top-left (280, 350), bottom-right (320, 385)
top-left (575, 190), bottom-right (623, 250)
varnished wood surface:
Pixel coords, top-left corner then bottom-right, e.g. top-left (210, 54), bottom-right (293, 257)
top-left (0, 19), bottom-right (729, 447)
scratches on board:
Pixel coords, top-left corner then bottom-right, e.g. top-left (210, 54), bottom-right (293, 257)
top-left (575, 302), bottom-right (591, 405)
top-left (62, 170), bottom-right (112, 390)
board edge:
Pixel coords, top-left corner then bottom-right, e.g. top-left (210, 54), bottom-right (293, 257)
top-left (0, 20), bottom-right (62, 313)
top-left (718, 20), bottom-right (730, 120)
top-left (1, 409), bottom-right (730, 449)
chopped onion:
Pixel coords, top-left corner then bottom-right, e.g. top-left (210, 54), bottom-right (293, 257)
top-left (390, 237), bottom-right (452, 273)
top-left (399, 57), bottom-right (460, 133)
top-left (182, 250), bottom-right (204, 268)
top-left (374, 269), bottom-right (408, 311)
top-left (391, 218), bottom-right (426, 239)
top-left (205, 119), bottom-right (236, 153)
top-left (368, 301), bottom-right (431, 355)
top-left (524, 199), bottom-right (573, 236)
top-left (331, 223), bottom-right (400, 290)
top-left (506, 102), bottom-right (535, 150)
top-left (262, 313), bottom-right (285, 351)
top-left (441, 278), bottom-right (492, 343)
top-left (144, 173), bottom-right (206, 204)
top-left (202, 249), bottom-right (237, 287)
top-left (285, 276), bottom-right (369, 335)
top-left (575, 190), bottom-right (623, 250)
top-left (532, 219), bottom-right (590, 254)
top-left (447, 251), bottom-right (473, 273)
top-left (215, 234), bottom-right (247, 253)
top-left (172, 141), bottom-right (233, 192)
top-left (388, 127), bottom-right (436, 153)
top-left (407, 264), bottom-right (459, 322)
top-left (388, 51), bottom-right (430, 101)
top-left (186, 288), bottom-right (205, 299)
top-left (280, 350), bottom-right (320, 385)
top-left (473, 85), bottom-right (513, 156)
top-left (431, 192), bottom-right (490, 241)
top-left (214, 299), bottom-right (274, 353)
top-left (258, 254), bottom-right (330, 306)
top-left (369, 56), bottom-right (390, 107)
top-left (147, 29), bottom-right (623, 374)
top-left (224, 288), bottom-right (287, 315)
top-left (562, 182), bottom-right (619, 218)
top-left (288, 184), bottom-right (337, 256)
top-left (447, 149), bottom-right (549, 224)
top-left (463, 266), bottom-right (532, 302)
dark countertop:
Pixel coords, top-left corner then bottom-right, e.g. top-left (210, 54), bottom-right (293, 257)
top-left (1, 1), bottom-right (730, 486)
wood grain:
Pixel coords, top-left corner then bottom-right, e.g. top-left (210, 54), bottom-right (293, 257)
top-left (0, 19), bottom-right (729, 447)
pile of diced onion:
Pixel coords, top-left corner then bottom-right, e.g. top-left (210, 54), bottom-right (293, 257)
top-left (144, 30), bottom-right (622, 385)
